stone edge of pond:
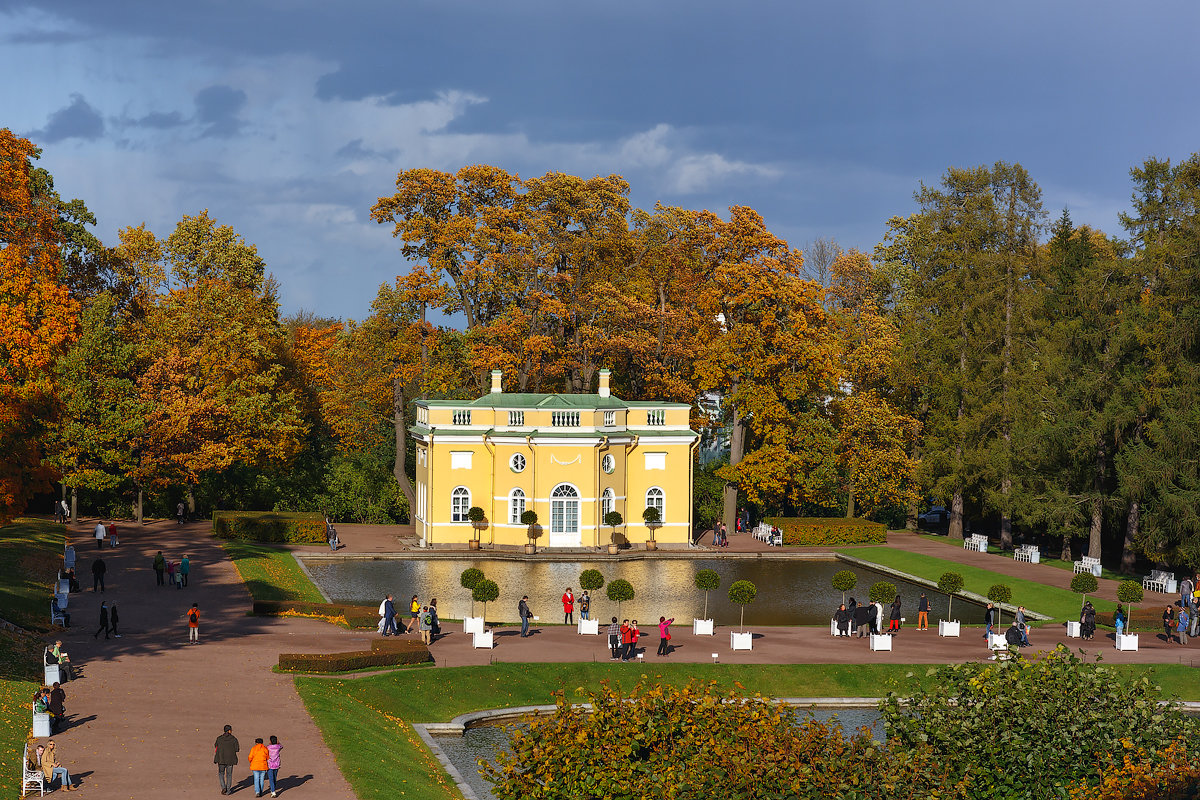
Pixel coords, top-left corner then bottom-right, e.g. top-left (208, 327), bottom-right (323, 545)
top-left (298, 550), bottom-right (842, 562)
top-left (835, 553), bottom-right (1055, 622)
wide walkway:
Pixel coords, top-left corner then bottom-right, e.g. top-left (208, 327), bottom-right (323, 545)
top-left (51, 519), bottom-right (362, 799)
top-left (41, 518), bottom-right (1193, 798)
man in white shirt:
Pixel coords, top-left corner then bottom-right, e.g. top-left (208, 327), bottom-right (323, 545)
top-left (93, 521), bottom-right (106, 549)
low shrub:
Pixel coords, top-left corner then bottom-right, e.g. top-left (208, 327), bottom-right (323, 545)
top-left (252, 599), bottom-right (379, 629)
top-left (1096, 607), bottom-right (1171, 633)
top-left (278, 643), bottom-right (431, 673)
top-left (213, 511), bottom-right (326, 543)
top-left (765, 517), bottom-right (887, 546)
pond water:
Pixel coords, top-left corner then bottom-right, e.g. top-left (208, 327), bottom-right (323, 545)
top-left (301, 557), bottom-right (988, 626)
top-left (434, 707), bottom-right (884, 799)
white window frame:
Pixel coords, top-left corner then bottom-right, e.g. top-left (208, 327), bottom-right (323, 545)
top-left (604, 410), bottom-right (616, 427)
top-left (601, 453), bottom-right (615, 474)
top-left (509, 488), bottom-right (526, 524)
top-left (550, 483), bottom-right (580, 535)
top-left (451, 487), bottom-right (470, 522)
top-left (510, 453), bottom-right (526, 472)
top-left (645, 486), bottom-right (665, 521)
top-left (601, 487), bottom-right (614, 519)
top-left (508, 410), bottom-right (524, 426)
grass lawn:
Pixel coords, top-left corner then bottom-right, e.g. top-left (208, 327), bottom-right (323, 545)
top-left (219, 540), bottom-right (325, 603)
top-left (839, 546), bottom-right (1115, 621)
top-left (297, 659), bottom-right (1200, 800)
top-left (0, 518), bottom-right (67, 798)
top-left (915, 533), bottom-right (1131, 582)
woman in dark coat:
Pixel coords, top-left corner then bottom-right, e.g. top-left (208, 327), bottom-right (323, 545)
top-left (834, 604), bottom-right (852, 636)
top-left (1163, 605), bottom-right (1176, 643)
top-left (889, 597), bottom-right (902, 632)
top-left (1081, 602), bottom-right (1097, 640)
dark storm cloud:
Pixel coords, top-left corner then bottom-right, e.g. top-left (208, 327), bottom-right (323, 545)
top-left (194, 85), bottom-right (247, 138)
top-left (29, 93), bottom-right (105, 142)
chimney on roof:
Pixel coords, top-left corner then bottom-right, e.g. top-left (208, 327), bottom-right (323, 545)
top-left (490, 369), bottom-right (502, 393)
top-left (597, 369), bottom-right (611, 398)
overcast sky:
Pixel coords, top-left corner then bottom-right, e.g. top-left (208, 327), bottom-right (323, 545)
top-left (4, 2), bottom-right (1197, 321)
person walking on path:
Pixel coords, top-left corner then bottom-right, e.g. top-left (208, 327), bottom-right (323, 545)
top-left (983, 603), bottom-right (996, 641)
top-left (214, 724), bottom-right (239, 795)
top-left (518, 596), bottom-right (533, 637)
top-left (627, 619), bottom-right (642, 661)
top-left (888, 597), bottom-right (902, 633)
top-left (429, 598), bottom-right (441, 639)
top-left (94, 601), bottom-right (111, 639)
top-left (917, 593), bottom-right (930, 631)
top-left (1164, 605), bottom-right (1176, 643)
top-left (153, 551), bottom-right (166, 586)
top-left (381, 594), bottom-right (397, 636)
top-left (1178, 606), bottom-right (1190, 646)
top-left (579, 590), bottom-right (590, 621)
top-left (607, 616), bottom-right (621, 659)
top-left (110, 602), bottom-right (121, 638)
top-left (656, 616), bottom-right (674, 656)
top-left (167, 558), bottom-right (177, 587)
top-left (562, 588), bottom-right (575, 625)
top-left (407, 595), bottom-right (420, 634)
top-left (177, 501), bottom-right (186, 525)
top-left (180, 554), bottom-right (190, 587)
top-left (419, 605), bottom-right (433, 645)
top-left (42, 740), bottom-right (76, 791)
top-left (91, 556), bottom-right (106, 593)
top-left (94, 520), bottom-right (106, 549)
top-left (249, 737), bottom-right (270, 797)
top-left (266, 735), bottom-right (283, 797)
top-left (185, 603), bottom-right (200, 643)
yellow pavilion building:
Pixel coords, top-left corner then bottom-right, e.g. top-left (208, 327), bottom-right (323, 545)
top-left (411, 369), bottom-right (698, 549)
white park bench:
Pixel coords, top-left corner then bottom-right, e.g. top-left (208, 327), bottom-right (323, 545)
top-left (1013, 544), bottom-right (1040, 564)
top-left (21, 742), bottom-right (45, 796)
top-left (1143, 570), bottom-right (1177, 594)
top-left (1074, 556), bottom-right (1102, 577)
top-left (963, 534), bottom-right (988, 553)
top-left (50, 601), bottom-right (66, 627)
top-left (43, 648), bottom-right (61, 685)
top-left (63, 545), bottom-right (76, 570)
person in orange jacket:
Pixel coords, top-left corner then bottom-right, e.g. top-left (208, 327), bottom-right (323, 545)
top-left (248, 737), bottom-right (270, 797)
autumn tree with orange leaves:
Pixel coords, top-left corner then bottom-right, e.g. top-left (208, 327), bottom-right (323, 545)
top-left (0, 129), bottom-right (79, 522)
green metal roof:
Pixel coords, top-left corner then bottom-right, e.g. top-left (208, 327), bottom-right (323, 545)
top-left (421, 393), bottom-right (691, 410)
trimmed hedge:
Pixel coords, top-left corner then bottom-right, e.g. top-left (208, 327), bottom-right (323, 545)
top-left (765, 517), bottom-right (887, 546)
top-left (213, 511), bottom-right (326, 543)
top-left (252, 599), bottom-right (380, 629)
top-left (279, 640), bottom-right (431, 673)
top-left (1097, 607), bottom-right (1172, 633)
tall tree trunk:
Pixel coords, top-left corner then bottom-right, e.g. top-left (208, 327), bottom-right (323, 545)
top-left (722, 391), bottom-right (745, 532)
top-left (136, 487), bottom-right (144, 524)
top-left (1061, 534), bottom-right (1072, 562)
top-left (949, 490), bottom-right (965, 540)
top-left (1000, 488), bottom-right (1012, 550)
top-left (186, 486), bottom-right (195, 515)
top-left (1121, 501), bottom-right (1139, 574)
top-left (1088, 443), bottom-right (1105, 561)
top-left (70, 488), bottom-right (77, 523)
top-left (1000, 253), bottom-right (1013, 551)
top-left (392, 378), bottom-right (416, 513)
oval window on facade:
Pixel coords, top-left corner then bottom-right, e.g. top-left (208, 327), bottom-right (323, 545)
top-left (510, 453), bottom-right (526, 473)
top-left (601, 453), bottom-right (615, 474)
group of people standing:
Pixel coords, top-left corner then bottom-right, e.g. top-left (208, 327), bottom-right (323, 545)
top-left (214, 724), bottom-right (284, 797)
top-left (378, 594), bottom-right (439, 643)
top-left (559, 587), bottom-right (591, 623)
top-left (833, 595), bottom-right (917, 637)
top-left (152, 550), bottom-right (190, 588)
top-left (1161, 573), bottom-right (1200, 645)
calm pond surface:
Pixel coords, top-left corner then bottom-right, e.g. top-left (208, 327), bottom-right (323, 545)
top-left (301, 557), bottom-right (987, 626)
top-left (435, 708), bottom-right (884, 799)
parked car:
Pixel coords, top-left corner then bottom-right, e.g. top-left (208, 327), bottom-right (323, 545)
top-left (918, 506), bottom-right (950, 529)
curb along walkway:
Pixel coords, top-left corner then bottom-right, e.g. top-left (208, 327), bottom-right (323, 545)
top-left (51, 519), bottom-right (361, 800)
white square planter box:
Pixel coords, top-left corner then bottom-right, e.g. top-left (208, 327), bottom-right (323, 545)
top-left (989, 633), bottom-right (1008, 650)
top-left (44, 664), bottom-right (61, 685)
top-left (938, 620), bottom-right (961, 637)
top-left (730, 631), bottom-right (753, 650)
top-left (869, 633), bottom-right (893, 651)
top-left (462, 616), bottom-right (484, 635)
top-left (1166, 579), bottom-right (1179, 594)
top-left (1029, 551), bottom-right (1040, 564)
top-left (830, 618), bottom-right (839, 636)
top-left (33, 713), bottom-right (51, 738)
top-left (472, 630), bottom-right (494, 649)
top-left (1090, 563), bottom-right (1102, 577)
top-left (693, 618), bottom-right (714, 636)
top-left (578, 618), bottom-right (599, 635)
top-left (1066, 620), bottom-right (1081, 638)
top-left (1116, 633), bottom-right (1139, 651)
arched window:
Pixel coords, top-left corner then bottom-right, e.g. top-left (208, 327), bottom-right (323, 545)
top-left (550, 483), bottom-right (580, 535)
top-left (645, 486), bottom-right (665, 521)
top-left (509, 488), bottom-right (526, 525)
top-left (600, 488), bottom-right (614, 520)
top-left (451, 487), bottom-right (470, 522)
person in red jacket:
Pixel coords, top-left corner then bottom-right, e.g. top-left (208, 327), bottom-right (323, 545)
top-left (623, 619), bottom-right (641, 661)
top-left (561, 587), bottom-right (575, 625)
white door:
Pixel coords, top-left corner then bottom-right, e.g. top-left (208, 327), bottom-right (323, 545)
top-left (549, 484), bottom-right (581, 548)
